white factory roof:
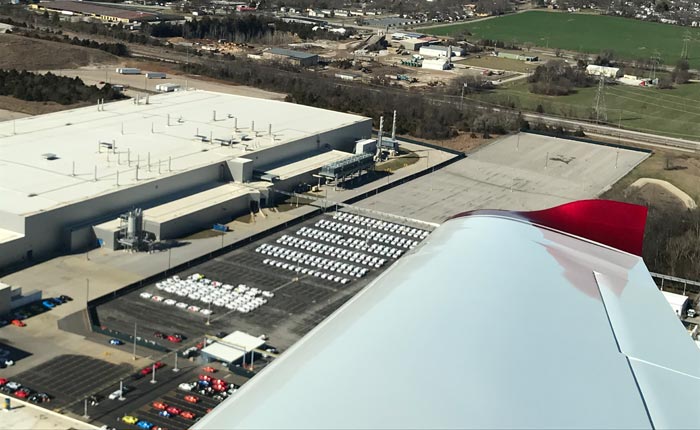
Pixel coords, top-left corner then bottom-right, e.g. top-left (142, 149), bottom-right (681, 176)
top-left (194, 202), bottom-right (700, 429)
top-left (145, 183), bottom-right (253, 223)
top-left (263, 150), bottom-right (354, 180)
top-left (0, 228), bottom-right (24, 244)
top-left (201, 331), bottom-right (266, 363)
top-left (0, 90), bottom-right (367, 216)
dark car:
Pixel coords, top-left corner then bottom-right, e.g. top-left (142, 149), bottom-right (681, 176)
top-left (51, 297), bottom-right (65, 305)
top-left (59, 295), bottom-right (73, 302)
top-left (88, 394), bottom-right (102, 406)
top-left (29, 392), bottom-right (51, 403)
top-left (153, 331), bottom-right (166, 339)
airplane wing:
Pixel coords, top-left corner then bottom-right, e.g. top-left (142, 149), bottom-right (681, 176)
top-left (194, 200), bottom-right (700, 429)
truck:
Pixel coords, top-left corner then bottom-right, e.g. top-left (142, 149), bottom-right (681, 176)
top-left (115, 68), bottom-right (141, 75)
top-left (146, 72), bottom-right (166, 79)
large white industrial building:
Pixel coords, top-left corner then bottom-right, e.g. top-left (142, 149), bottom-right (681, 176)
top-left (0, 90), bottom-right (372, 269)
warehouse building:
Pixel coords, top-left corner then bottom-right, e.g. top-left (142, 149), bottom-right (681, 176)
top-left (262, 48), bottom-right (319, 66)
top-left (418, 45), bottom-right (465, 58)
top-left (0, 90), bottom-right (371, 268)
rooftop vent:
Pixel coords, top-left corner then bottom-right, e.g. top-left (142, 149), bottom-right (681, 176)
top-left (41, 153), bottom-right (59, 160)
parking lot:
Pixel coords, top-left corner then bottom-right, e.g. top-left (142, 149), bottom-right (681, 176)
top-left (94, 210), bottom-right (432, 352)
top-left (8, 354), bottom-right (132, 409)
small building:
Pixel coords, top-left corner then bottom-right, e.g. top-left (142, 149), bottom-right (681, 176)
top-left (496, 52), bottom-right (538, 62)
top-left (662, 291), bottom-right (690, 318)
top-left (201, 331), bottom-right (266, 364)
top-left (398, 38), bottom-right (433, 51)
top-left (419, 45), bottom-right (465, 58)
top-left (586, 64), bottom-right (623, 79)
top-left (354, 138), bottom-right (377, 155)
top-left (422, 58), bottom-right (450, 71)
top-left (0, 282), bottom-right (42, 315)
top-left (263, 48), bottom-right (319, 67)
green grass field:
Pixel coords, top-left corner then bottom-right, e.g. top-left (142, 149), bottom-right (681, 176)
top-left (428, 11), bottom-right (700, 68)
top-left (472, 80), bottom-right (700, 140)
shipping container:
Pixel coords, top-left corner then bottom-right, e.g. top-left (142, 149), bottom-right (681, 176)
top-left (146, 72), bottom-right (167, 79)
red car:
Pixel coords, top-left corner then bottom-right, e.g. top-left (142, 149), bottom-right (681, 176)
top-left (140, 366), bottom-right (153, 376)
top-left (11, 319), bottom-right (25, 327)
top-left (166, 406), bottom-right (181, 416)
top-left (202, 366), bottom-right (216, 373)
top-left (152, 401), bottom-right (168, 410)
top-left (0, 378), bottom-right (8, 386)
top-left (180, 411), bottom-right (196, 420)
top-left (184, 395), bottom-right (199, 404)
top-left (198, 374), bottom-right (212, 382)
top-left (167, 335), bottom-right (182, 343)
top-left (14, 388), bottom-right (31, 399)
top-left (154, 361), bottom-right (165, 369)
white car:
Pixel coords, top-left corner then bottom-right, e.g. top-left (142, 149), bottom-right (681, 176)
top-left (108, 389), bottom-right (124, 400)
top-left (151, 295), bottom-right (164, 302)
top-left (176, 302), bottom-right (188, 309)
top-left (200, 309), bottom-right (213, 316)
top-left (187, 305), bottom-right (201, 313)
top-left (163, 299), bottom-right (177, 306)
top-left (139, 292), bottom-right (152, 299)
top-left (178, 382), bottom-right (196, 391)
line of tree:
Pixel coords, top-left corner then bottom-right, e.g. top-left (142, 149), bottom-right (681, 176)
top-left (0, 69), bottom-right (126, 105)
top-left (17, 30), bottom-right (129, 56)
top-left (528, 60), bottom-right (594, 95)
top-left (183, 59), bottom-right (522, 140)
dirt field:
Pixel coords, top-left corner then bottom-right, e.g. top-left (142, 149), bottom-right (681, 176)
top-left (410, 132), bottom-right (496, 153)
top-left (457, 55), bottom-right (538, 74)
top-left (603, 149), bottom-right (700, 205)
top-left (0, 34), bottom-right (118, 70)
top-left (0, 95), bottom-right (90, 116)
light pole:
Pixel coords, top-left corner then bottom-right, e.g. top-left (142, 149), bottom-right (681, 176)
top-left (150, 363), bottom-right (157, 384)
top-left (168, 247), bottom-right (172, 270)
top-left (205, 301), bottom-right (212, 326)
top-left (132, 322), bottom-right (137, 360)
top-left (118, 379), bottom-right (125, 401)
top-left (173, 352), bottom-right (180, 372)
top-left (86, 278), bottom-right (90, 309)
top-left (83, 398), bottom-right (89, 419)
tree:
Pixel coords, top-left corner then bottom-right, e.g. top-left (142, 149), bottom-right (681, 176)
top-left (671, 59), bottom-right (690, 84)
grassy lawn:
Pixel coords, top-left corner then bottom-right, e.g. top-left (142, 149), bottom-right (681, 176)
top-left (427, 11), bottom-right (700, 68)
top-left (473, 80), bottom-right (700, 140)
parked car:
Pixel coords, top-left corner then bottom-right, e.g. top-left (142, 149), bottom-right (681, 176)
top-left (153, 331), bottom-right (166, 339)
top-left (154, 361), bottom-right (165, 369)
top-left (5, 381), bottom-right (21, 390)
top-left (109, 339), bottom-right (123, 345)
top-left (122, 416), bottom-right (138, 425)
top-left (165, 406), bottom-right (181, 415)
top-left (137, 420), bottom-right (154, 429)
top-left (0, 378), bottom-right (8, 386)
top-left (158, 410), bottom-right (171, 418)
top-left (152, 401), bottom-right (168, 410)
top-left (11, 319), bottom-right (25, 327)
top-left (29, 392), bottom-right (51, 403)
top-left (88, 394), bottom-right (102, 406)
top-left (178, 382), bottom-right (197, 391)
top-left (59, 295), bottom-right (73, 301)
top-left (202, 366), bottom-right (216, 373)
top-left (180, 411), bottom-right (196, 420)
top-left (167, 335), bottom-right (182, 343)
top-left (184, 395), bottom-right (199, 404)
top-left (14, 388), bottom-right (32, 399)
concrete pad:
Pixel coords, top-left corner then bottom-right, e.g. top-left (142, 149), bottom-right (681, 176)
top-left (356, 133), bottom-right (650, 223)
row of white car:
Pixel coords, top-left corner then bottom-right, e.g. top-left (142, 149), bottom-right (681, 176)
top-left (275, 235), bottom-right (387, 268)
top-left (140, 291), bottom-right (215, 315)
top-left (256, 243), bottom-right (369, 278)
top-left (333, 212), bottom-right (430, 239)
top-left (295, 227), bottom-right (404, 259)
top-left (315, 219), bottom-right (419, 249)
top-left (146, 274), bottom-right (274, 314)
top-left (262, 258), bottom-right (350, 284)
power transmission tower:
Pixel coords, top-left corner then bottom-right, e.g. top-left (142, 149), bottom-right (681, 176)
top-left (594, 76), bottom-right (607, 124)
top-left (650, 50), bottom-right (661, 80)
top-left (681, 30), bottom-right (691, 60)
